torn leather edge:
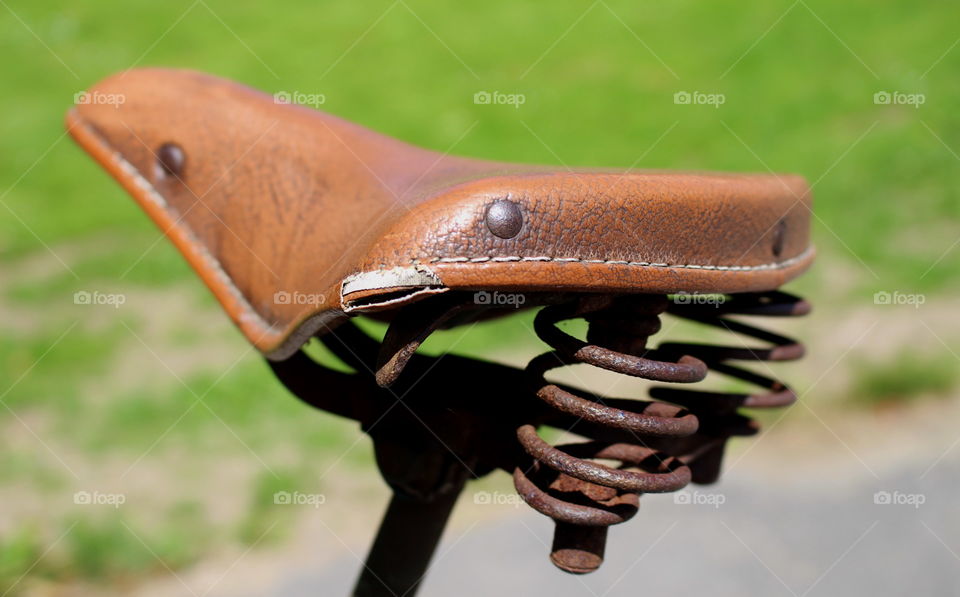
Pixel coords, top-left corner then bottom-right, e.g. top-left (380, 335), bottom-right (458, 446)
top-left (340, 265), bottom-right (448, 313)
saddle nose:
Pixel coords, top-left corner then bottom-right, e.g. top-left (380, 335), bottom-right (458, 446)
top-left (67, 68), bottom-right (813, 360)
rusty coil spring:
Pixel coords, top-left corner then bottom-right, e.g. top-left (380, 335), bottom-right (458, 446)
top-left (513, 291), bottom-right (809, 574)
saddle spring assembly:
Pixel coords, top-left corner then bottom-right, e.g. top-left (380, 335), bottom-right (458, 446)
top-left (515, 291), bottom-right (808, 573)
top-left (270, 290), bottom-right (809, 596)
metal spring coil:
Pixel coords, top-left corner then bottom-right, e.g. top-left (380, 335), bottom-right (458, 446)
top-left (513, 291), bottom-right (810, 574)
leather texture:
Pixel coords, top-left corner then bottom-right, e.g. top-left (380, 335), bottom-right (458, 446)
top-left (67, 68), bottom-right (814, 360)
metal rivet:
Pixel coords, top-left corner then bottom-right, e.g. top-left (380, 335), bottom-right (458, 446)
top-left (772, 220), bottom-right (786, 257)
top-left (485, 199), bottom-right (523, 239)
top-left (156, 142), bottom-right (185, 179)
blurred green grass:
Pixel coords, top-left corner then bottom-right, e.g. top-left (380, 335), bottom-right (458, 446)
top-left (2, 0), bottom-right (959, 591)
top-left (850, 350), bottom-right (959, 407)
top-left (2, 0), bottom-right (959, 290)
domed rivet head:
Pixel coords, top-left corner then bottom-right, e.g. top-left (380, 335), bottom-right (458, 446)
top-left (485, 199), bottom-right (523, 239)
top-left (155, 142), bottom-right (185, 179)
top-left (772, 219), bottom-right (786, 258)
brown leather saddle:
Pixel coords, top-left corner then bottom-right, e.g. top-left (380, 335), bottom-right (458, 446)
top-left (67, 68), bottom-right (813, 361)
top-left (69, 69), bottom-right (815, 594)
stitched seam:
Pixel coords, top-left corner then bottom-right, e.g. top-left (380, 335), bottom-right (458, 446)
top-left (82, 121), bottom-right (811, 328)
top-left (420, 246), bottom-right (813, 272)
top-left (80, 121), bottom-right (277, 333)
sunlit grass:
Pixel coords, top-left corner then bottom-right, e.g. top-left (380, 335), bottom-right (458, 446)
top-left (851, 351), bottom-right (959, 406)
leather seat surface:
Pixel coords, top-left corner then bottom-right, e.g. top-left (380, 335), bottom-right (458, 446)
top-left (67, 69), bottom-right (814, 359)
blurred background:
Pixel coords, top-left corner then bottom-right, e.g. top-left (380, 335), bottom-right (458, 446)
top-left (1, 1), bottom-right (958, 595)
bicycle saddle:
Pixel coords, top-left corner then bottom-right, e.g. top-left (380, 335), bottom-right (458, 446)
top-left (67, 68), bottom-right (813, 360)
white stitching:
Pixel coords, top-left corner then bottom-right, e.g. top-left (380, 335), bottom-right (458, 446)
top-left (424, 246), bottom-right (813, 272)
top-left (79, 119), bottom-right (813, 347)
top-left (78, 120), bottom-right (277, 333)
